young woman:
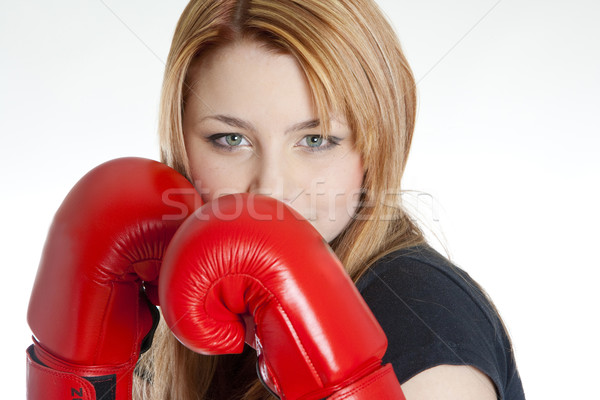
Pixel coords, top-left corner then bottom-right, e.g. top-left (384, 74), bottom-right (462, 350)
top-left (25, 0), bottom-right (524, 399)
top-left (135, 0), bottom-right (525, 399)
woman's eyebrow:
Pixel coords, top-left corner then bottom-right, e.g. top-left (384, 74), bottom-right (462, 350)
top-left (200, 114), bottom-right (321, 134)
top-left (285, 118), bottom-right (320, 134)
top-left (200, 115), bottom-right (256, 132)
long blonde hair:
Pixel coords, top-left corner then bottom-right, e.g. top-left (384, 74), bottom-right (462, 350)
top-left (137, 0), bottom-right (425, 398)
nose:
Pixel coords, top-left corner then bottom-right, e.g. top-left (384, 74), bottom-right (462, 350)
top-left (248, 154), bottom-right (293, 204)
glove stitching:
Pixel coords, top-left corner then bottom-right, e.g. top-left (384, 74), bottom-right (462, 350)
top-left (28, 356), bottom-right (95, 398)
top-left (330, 366), bottom-right (391, 399)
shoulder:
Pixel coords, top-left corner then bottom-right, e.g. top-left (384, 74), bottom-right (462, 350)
top-left (401, 364), bottom-right (497, 400)
top-left (355, 245), bottom-right (501, 345)
top-left (356, 245), bottom-right (525, 399)
top-left (356, 245), bottom-right (487, 307)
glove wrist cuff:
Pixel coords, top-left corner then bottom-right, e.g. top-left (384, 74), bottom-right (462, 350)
top-left (328, 364), bottom-right (406, 400)
top-left (27, 344), bottom-right (135, 400)
top-left (27, 345), bottom-right (96, 400)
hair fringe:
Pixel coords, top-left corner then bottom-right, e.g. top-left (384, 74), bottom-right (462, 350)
top-left (143, 0), bottom-right (426, 398)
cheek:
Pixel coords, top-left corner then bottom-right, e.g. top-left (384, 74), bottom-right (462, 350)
top-left (332, 161), bottom-right (364, 224)
top-left (187, 152), bottom-right (250, 203)
top-left (331, 151), bottom-right (364, 202)
top-left (309, 153), bottom-right (364, 240)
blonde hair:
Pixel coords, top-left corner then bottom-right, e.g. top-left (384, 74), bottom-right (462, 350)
top-left (138, 0), bottom-right (425, 398)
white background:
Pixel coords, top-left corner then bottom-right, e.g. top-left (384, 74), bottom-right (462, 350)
top-left (2, 0), bottom-right (598, 398)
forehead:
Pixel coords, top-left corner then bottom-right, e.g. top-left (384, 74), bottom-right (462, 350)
top-left (194, 41), bottom-right (306, 87)
top-left (184, 40), bottom-right (318, 124)
top-left (185, 39), bottom-right (353, 134)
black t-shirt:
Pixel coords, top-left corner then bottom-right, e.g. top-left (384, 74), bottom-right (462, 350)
top-left (356, 245), bottom-right (525, 399)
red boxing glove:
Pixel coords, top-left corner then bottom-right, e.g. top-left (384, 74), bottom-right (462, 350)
top-left (26, 157), bottom-right (202, 400)
top-left (159, 194), bottom-right (406, 400)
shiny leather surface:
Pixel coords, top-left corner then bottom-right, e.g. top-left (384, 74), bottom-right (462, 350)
top-left (160, 193), bottom-right (404, 399)
top-left (27, 157), bottom-right (202, 399)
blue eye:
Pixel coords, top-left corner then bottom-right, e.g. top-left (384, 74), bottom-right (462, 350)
top-left (224, 134), bottom-right (243, 146)
top-left (299, 135), bottom-right (341, 152)
top-left (305, 135), bottom-right (323, 147)
top-left (207, 133), bottom-right (248, 150)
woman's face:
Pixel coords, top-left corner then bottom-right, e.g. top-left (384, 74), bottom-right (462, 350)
top-left (183, 40), bottom-right (364, 242)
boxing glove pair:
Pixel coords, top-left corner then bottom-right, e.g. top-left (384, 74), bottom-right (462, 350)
top-left (26, 158), bottom-right (201, 400)
top-left (26, 158), bottom-right (405, 400)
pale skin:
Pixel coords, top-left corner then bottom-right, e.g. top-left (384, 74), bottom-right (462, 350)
top-left (183, 40), bottom-right (497, 399)
top-left (183, 40), bottom-right (363, 243)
